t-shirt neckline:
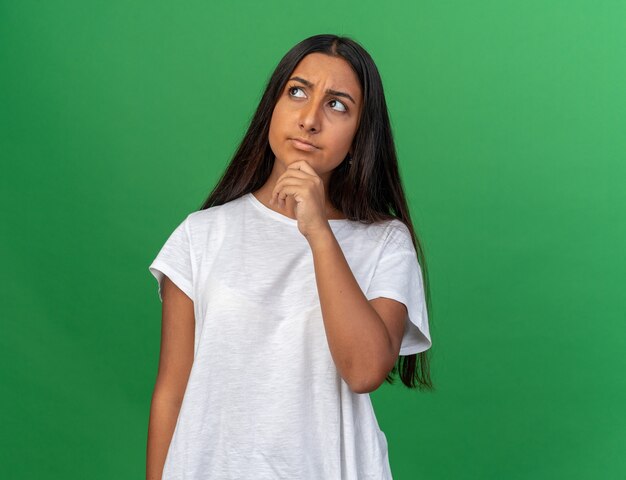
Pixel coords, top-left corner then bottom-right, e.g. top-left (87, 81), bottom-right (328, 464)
top-left (246, 192), bottom-right (350, 227)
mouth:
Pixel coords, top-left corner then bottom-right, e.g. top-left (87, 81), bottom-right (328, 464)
top-left (289, 137), bottom-right (319, 151)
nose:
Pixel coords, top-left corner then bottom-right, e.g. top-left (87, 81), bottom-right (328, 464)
top-left (298, 98), bottom-right (322, 133)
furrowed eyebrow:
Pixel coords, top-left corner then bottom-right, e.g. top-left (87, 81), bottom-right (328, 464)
top-left (288, 76), bottom-right (356, 105)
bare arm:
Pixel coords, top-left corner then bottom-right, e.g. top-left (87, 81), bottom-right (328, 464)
top-left (307, 227), bottom-right (407, 394)
top-left (146, 276), bottom-right (195, 480)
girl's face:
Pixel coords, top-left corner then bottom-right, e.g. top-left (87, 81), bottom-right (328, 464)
top-left (268, 53), bottom-right (363, 176)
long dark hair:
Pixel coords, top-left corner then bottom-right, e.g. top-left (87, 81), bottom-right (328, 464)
top-left (198, 34), bottom-right (433, 391)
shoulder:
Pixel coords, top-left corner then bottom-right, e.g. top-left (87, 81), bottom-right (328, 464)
top-left (380, 218), bottom-right (415, 252)
top-left (186, 195), bottom-right (248, 229)
top-left (182, 195), bottom-right (251, 249)
top-left (386, 218), bottom-right (411, 237)
top-left (344, 217), bottom-right (413, 252)
top-left (365, 217), bottom-right (410, 241)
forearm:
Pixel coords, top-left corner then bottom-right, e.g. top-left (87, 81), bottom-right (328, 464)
top-left (146, 391), bottom-right (183, 480)
top-left (307, 226), bottom-right (392, 393)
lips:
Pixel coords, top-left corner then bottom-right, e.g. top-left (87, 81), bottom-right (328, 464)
top-left (289, 137), bottom-right (319, 151)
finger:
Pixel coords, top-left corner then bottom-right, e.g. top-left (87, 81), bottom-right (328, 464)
top-left (272, 172), bottom-right (310, 201)
top-left (273, 180), bottom-right (305, 206)
top-left (276, 180), bottom-right (306, 197)
top-left (290, 160), bottom-right (318, 177)
top-left (274, 169), bottom-right (315, 191)
top-left (273, 168), bottom-right (318, 204)
top-left (278, 167), bottom-right (314, 183)
top-left (275, 185), bottom-right (302, 207)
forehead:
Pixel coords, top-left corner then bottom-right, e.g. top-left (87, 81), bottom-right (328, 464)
top-left (290, 53), bottom-right (362, 98)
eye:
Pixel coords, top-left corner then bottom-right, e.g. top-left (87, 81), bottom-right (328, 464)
top-left (287, 84), bottom-right (348, 113)
top-left (329, 99), bottom-right (347, 113)
top-left (287, 85), bottom-right (306, 98)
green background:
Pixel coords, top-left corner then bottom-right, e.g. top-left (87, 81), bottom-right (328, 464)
top-left (1, 1), bottom-right (624, 478)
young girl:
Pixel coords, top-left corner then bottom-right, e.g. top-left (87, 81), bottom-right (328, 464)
top-left (147, 34), bottom-right (433, 480)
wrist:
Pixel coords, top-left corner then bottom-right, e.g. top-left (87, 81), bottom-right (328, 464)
top-left (305, 223), bottom-right (336, 251)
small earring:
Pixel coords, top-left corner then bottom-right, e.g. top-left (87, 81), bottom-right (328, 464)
top-left (346, 153), bottom-right (353, 165)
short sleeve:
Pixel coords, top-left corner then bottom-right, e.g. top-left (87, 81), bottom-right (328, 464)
top-left (148, 214), bottom-right (194, 302)
top-left (365, 221), bottom-right (431, 356)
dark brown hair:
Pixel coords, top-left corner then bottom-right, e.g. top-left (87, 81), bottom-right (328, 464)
top-left (198, 34), bottom-right (433, 391)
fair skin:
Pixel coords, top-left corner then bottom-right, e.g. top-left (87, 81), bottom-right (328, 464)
top-left (146, 277), bottom-right (194, 480)
top-left (146, 52), bottom-right (408, 478)
top-left (253, 52), bottom-right (408, 392)
top-left (256, 52), bottom-right (361, 223)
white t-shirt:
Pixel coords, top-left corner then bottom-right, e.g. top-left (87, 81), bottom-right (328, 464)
top-left (148, 192), bottom-right (431, 480)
